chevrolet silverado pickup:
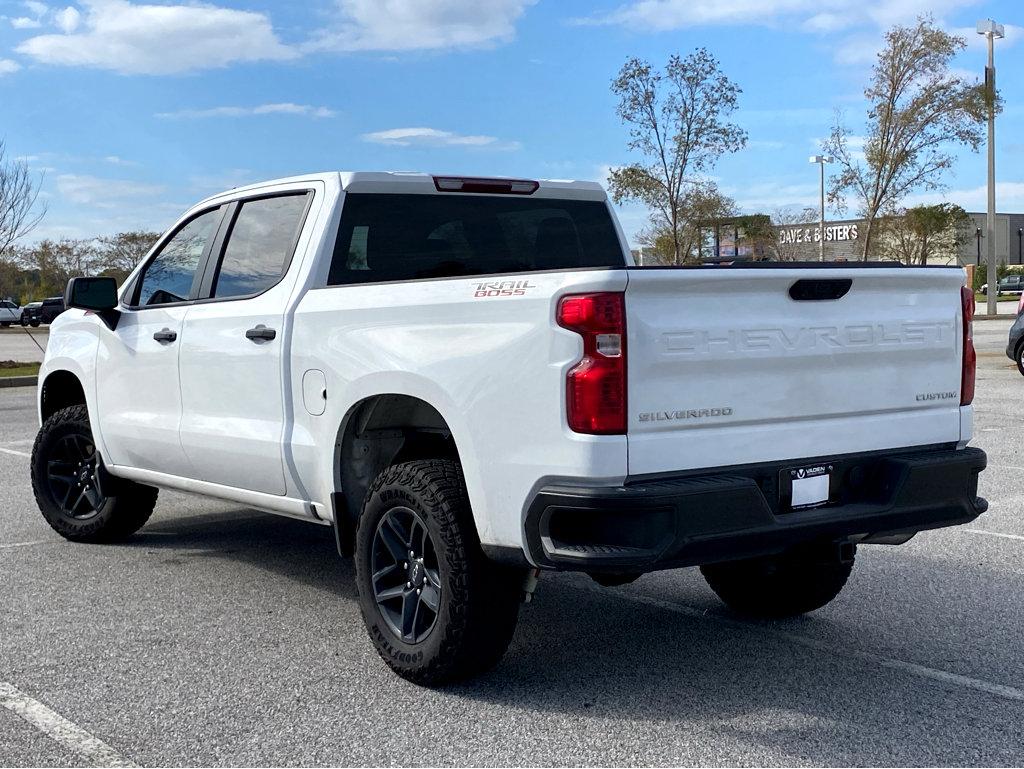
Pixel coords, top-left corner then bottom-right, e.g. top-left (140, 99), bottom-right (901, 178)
top-left (31, 172), bottom-right (987, 684)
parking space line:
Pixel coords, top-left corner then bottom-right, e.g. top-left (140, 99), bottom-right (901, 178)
top-left (964, 528), bottom-right (1024, 542)
top-left (581, 586), bottom-right (1024, 704)
top-left (0, 541), bottom-right (45, 549)
top-left (0, 446), bottom-right (30, 458)
top-left (0, 682), bottom-right (137, 768)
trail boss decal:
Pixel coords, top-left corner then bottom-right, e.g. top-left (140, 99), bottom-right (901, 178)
top-left (473, 280), bottom-right (536, 298)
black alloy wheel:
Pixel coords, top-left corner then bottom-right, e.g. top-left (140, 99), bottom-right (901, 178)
top-left (45, 433), bottom-right (106, 520)
top-left (371, 506), bottom-right (442, 643)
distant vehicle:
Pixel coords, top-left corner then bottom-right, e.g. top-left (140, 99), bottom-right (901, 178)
top-left (1008, 296), bottom-right (1024, 376)
top-left (20, 297), bottom-right (65, 326)
top-left (980, 275), bottom-right (1024, 296)
top-left (0, 300), bottom-right (22, 327)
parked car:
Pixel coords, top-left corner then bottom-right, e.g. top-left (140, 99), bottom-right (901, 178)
top-left (1008, 295), bottom-right (1024, 375)
top-left (0, 299), bottom-right (22, 327)
top-left (980, 274), bottom-right (1024, 296)
top-left (20, 296), bottom-right (65, 326)
top-left (32, 171), bottom-right (987, 685)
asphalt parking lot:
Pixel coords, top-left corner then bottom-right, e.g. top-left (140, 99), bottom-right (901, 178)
top-left (1, 318), bottom-right (1022, 767)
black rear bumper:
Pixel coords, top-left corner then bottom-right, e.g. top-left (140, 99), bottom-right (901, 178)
top-left (524, 445), bottom-right (987, 572)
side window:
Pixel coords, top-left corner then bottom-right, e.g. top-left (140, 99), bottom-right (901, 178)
top-left (212, 193), bottom-right (310, 299)
top-left (135, 208), bottom-right (221, 307)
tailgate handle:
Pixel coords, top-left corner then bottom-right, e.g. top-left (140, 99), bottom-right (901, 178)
top-left (789, 278), bottom-right (852, 301)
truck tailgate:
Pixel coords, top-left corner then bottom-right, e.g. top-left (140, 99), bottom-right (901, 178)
top-left (625, 267), bottom-right (967, 477)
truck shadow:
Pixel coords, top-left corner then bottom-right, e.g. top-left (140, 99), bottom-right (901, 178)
top-left (131, 507), bottom-right (1024, 766)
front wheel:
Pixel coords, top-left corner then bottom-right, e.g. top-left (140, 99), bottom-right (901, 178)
top-left (700, 544), bottom-right (855, 618)
top-left (31, 405), bottom-right (158, 542)
top-left (355, 459), bottom-right (522, 685)
top-left (1016, 342), bottom-right (1024, 377)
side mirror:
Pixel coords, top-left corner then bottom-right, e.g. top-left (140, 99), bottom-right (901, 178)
top-left (65, 277), bottom-right (120, 329)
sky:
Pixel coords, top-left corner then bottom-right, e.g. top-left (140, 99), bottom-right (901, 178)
top-left (0, 0), bottom-right (1022, 245)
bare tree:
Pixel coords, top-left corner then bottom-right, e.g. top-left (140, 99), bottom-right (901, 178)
top-left (770, 207), bottom-right (818, 261)
top-left (0, 140), bottom-right (47, 256)
top-left (29, 239), bottom-right (99, 296)
top-left (609, 49), bottom-right (747, 264)
top-left (97, 231), bottom-right (160, 282)
top-left (824, 16), bottom-right (986, 260)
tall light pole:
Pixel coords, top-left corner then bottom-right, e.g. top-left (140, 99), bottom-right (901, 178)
top-left (809, 155), bottom-right (832, 262)
top-left (978, 19), bottom-right (1004, 317)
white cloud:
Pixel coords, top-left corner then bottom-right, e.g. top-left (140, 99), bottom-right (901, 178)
top-left (17, 0), bottom-right (296, 75)
top-left (580, 0), bottom-right (980, 31)
top-left (24, 1), bottom-right (49, 16)
top-left (53, 5), bottom-right (80, 32)
top-left (904, 182), bottom-right (1024, 212)
top-left (306, 0), bottom-right (536, 52)
top-left (0, 59), bottom-right (20, 75)
top-left (361, 126), bottom-right (521, 150)
top-left (11, 16), bottom-right (42, 28)
top-left (156, 103), bottom-right (336, 119)
top-left (56, 174), bottom-right (165, 208)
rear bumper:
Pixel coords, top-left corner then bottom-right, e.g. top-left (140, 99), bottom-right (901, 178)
top-left (524, 445), bottom-right (987, 572)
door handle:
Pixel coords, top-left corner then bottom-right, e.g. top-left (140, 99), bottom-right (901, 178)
top-left (245, 324), bottom-right (277, 342)
top-left (153, 328), bottom-right (177, 343)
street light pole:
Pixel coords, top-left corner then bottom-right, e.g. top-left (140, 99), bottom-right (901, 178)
top-left (978, 19), bottom-right (1004, 317)
top-left (809, 155), bottom-right (832, 262)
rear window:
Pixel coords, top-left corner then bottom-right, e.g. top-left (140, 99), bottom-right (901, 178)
top-left (327, 193), bottom-right (624, 286)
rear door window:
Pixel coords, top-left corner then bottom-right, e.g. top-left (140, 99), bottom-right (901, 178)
top-left (211, 193), bottom-right (311, 299)
top-left (327, 193), bottom-right (625, 285)
top-left (134, 207), bottom-right (222, 307)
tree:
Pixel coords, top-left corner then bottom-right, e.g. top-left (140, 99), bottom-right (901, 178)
top-left (97, 231), bottom-right (160, 283)
top-left (609, 49), bottom-right (747, 264)
top-left (0, 140), bottom-right (47, 256)
top-left (635, 182), bottom-right (736, 264)
top-left (823, 17), bottom-right (987, 260)
top-left (770, 207), bottom-right (818, 261)
top-left (28, 239), bottom-right (99, 296)
top-left (878, 203), bottom-right (973, 265)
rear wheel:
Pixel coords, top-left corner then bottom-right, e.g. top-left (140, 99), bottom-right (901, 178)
top-left (700, 544), bottom-right (855, 618)
top-left (355, 459), bottom-right (522, 685)
top-left (1016, 341), bottom-right (1024, 376)
top-left (31, 405), bottom-right (158, 542)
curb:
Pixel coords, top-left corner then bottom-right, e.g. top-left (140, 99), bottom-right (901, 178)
top-left (0, 376), bottom-right (38, 388)
top-left (976, 315), bottom-right (1016, 321)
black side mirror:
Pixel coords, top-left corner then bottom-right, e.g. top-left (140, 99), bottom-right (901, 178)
top-left (65, 277), bottom-right (120, 329)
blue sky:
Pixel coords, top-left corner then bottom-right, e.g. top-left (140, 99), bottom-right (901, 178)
top-left (1, 0), bottom-right (1022, 245)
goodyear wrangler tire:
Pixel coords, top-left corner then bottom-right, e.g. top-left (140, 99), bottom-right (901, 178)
top-left (700, 544), bottom-right (855, 618)
top-left (355, 459), bottom-right (522, 685)
top-left (31, 405), bottom-right (158, 543)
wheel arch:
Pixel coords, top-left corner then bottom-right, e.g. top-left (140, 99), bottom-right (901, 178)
top-left (332, 393), bottom-right (464, 554)
top-left (40, 369), bottom-right (88, 424)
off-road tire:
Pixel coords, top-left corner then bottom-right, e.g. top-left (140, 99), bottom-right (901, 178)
top-left (355, 459), bottom-right (521, 686)
top-left (700, 544), bottom-right (855, 618)
top-left (31, 405), bottom-right (158, 542)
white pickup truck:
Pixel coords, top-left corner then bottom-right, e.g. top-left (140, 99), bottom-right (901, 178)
top-left (32, 172), bottom-right (987, 684)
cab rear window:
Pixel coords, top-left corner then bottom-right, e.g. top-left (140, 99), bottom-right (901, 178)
top-left (327, 193), bottom-right (625, 286)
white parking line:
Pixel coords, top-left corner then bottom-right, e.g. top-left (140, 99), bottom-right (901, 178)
top-left (964, 528), bottom-right (1024, 542)
top-left (584, 586), bottom-right (1024, 704)
top-left (0, 541), bottom-right (45, 549)
top-left (0, 446), bottom-right (30, 458)
top-left (0, 682), bottom-right (137, 767)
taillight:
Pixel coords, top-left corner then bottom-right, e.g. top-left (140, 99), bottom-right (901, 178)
top-left (1017, 292), bottom-right (1024, 315)
top-left (557, 293), bottom-right (627, 435)
top-left (961, 285), bottom-right (976, 406)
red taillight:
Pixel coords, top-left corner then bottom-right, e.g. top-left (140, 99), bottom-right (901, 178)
top-left (557, 293), bottom-right (626, 435)
top-left (961, 285), bottom-right (976, 406)
top-left (1017, 292), bottom-right (1024, 315)
top-left (432, 176), bottom-right (539, 195)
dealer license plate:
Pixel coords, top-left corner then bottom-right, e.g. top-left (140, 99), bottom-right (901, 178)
top-left (788, 464), bottom-right (832, 510)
